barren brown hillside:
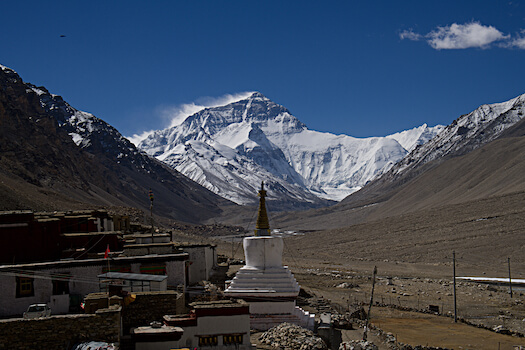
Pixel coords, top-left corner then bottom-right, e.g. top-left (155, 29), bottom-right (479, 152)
top-left (282, 190), bottom-right (525, 277)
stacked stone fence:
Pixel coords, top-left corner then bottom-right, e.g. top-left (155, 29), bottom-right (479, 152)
top-left (0, 306), bottom-right (120, 350)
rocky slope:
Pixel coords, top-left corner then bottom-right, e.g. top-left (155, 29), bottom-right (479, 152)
top-left (0, 64), bottom-right (231, 223)
top-left (389, 93), bottom-right (525, 179)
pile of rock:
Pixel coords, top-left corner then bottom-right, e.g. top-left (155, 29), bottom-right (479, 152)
top-left (492, 325), bottom-right (511, 334)
top-left (348, 307), bottom-right (367, 320)
top-left (336, 282), bottom-right (359, 289)
top-left (330, 313), bottom-right (354, 329)
top-left (259, 323), bottom-right (327, 350)
top-left (339, 340), bottom-right (378, 350)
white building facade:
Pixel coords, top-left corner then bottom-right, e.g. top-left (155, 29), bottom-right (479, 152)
top-left (180, 244), bottom-right (217, 285)
top-left (0, 253), bottom-right (188, 318)
top-left (132, 300), bottom-right (253, 350)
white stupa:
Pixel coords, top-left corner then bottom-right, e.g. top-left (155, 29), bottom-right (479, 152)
top-left (224, 182), bottom-right (314, 330)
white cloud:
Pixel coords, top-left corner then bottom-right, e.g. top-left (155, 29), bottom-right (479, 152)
top-left (511, 37), bottom-right (525, 49)
top-left (126, 91), bottom-right (255, 145)
top-left (127, 129), bottom-right (155, 146)
top-left (400, 21), bottom-right (519, 50)
top-left (162, 103), bottom-right (207, 128)
top-left (162, 91), bottom-right (255, 128)
top-left (428, 22), bottom-right (507, 49)
top-left (196, 92), bottom-right (256, 110)
top-left (399, 29), bottom-right (422, 41)
top-left (507, 30), bottom-right (525, 49)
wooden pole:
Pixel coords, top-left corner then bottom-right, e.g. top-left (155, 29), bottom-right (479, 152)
top-left (150, 202), bottom-right (154, 234)
top-left (149, 189), bottom-right (154, 235)
top-left (453, 251), bottom-right (457, 323)
top-left (363, 266), bottom-right (377, 341)
top-left (106, 254), bottom-right (110, 305)
top-left (508, 257), bottom-right (513, 298)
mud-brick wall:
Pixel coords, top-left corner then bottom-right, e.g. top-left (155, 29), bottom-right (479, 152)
top-left (121, 291), bottom-right (185, 334)
top-left (0, 306), bottom-right (121, 350)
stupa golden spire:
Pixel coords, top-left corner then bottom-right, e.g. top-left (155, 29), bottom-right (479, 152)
top-left (255, 181), bottom-right (271, 236)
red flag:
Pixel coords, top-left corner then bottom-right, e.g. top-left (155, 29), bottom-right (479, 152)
top-left (104, 245), bottom-right (110, 259)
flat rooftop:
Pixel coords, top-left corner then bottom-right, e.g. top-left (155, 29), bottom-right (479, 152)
top-left (98, 272), bottom-right (167, 282)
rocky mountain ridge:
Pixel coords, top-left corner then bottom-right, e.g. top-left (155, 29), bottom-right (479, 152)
top-left (0, 64), bottom-right (231, 223)
top-left (390, 93), bottom-right (525, 179)
top-left (339, 91), bottom-right (525, 208)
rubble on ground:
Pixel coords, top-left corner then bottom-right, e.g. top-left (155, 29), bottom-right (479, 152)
top-left (259, 322), bottom-right (327, 350)
top-left (330, 313), bottom-right (354, 329)
top-left (336, 282), bottom-right (359, 289)
top-left (339, 340), bottom-right (378, 350)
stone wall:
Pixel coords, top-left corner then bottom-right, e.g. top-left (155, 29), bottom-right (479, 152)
top-left (0, 306), bottom-right (121, 350)
top-left (121, 291), bottom-right (185, 334)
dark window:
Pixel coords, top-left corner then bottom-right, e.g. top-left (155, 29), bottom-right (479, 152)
top-left (224, 334), bottom-right (243, 345)
top-left (198, 335), bottom-right (218, 347)
top-left (102, 265), bottom-right (131, 274)
top-left (16, 276), bottom-right (34, 298)
top-left (52, 279), bottom-right (70, 295)
top-left (140, 264), bottom-right (166, 275)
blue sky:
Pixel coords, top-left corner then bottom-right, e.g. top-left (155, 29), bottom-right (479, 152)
top-left (1, 1), bottom-right (525, 139)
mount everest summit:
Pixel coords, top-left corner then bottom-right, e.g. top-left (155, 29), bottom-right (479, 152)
top-left (137, 92), bottom-right (444, 208)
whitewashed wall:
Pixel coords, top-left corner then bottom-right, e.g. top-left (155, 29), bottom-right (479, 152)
top-left (0, 254), bottom-right (187, 318)
top-left (183, 245), bottom-right (217, 285)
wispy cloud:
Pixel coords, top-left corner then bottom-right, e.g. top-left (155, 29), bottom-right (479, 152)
top-left (400, 22), bottom-right (520, 50)
top-left (507, 30), bottom-right (525, 49)
top-left (162, 103), bottom-right (207, 128)
top-left (127, 130), bottom-right (155, 146)
top-left (126, 91), bottom-right (255, 146)
top-left (163, 91), bottom-right (255, 128)
top-left (399, 29), bottom-right (423, 41)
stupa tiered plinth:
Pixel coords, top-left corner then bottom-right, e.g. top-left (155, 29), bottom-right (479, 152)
top-left (224, 182), bottom-right (314, 330)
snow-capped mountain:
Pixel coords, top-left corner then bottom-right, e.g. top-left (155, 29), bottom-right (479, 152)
top-left (390, 93), bottom-right (525, 178)
top-left (138, 92), bottom-right (443, 206)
